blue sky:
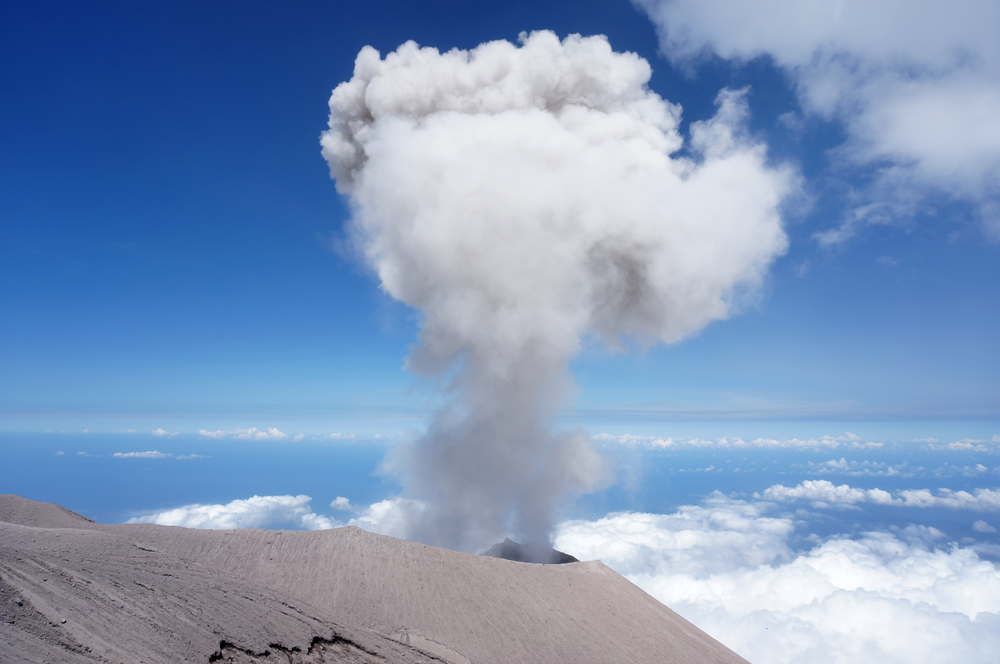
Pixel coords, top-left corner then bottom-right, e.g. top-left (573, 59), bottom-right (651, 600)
top-left (3, 2), bottom-right (1000, 663)
top-left (3, 0), bottom-right (996, 435)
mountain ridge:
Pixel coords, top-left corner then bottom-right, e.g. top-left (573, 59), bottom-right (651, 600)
top-left (0, 494), bottom-right (749, 664)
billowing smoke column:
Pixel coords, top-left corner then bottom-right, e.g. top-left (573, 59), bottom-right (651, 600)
top-left (322, 31), bottom-right (793, 553)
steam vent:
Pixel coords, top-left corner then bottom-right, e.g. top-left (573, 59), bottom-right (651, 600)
top-left (482, 538), bottom-right (580, 564)
top-left (1, 494), bottom-right (750, 664)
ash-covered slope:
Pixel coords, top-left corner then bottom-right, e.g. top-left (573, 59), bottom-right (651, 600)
top-left (0, 495), bottom-right (749, 664)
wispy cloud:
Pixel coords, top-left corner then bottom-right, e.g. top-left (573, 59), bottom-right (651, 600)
top-left (636, 0), bottom-right (1000, 241)
top-left (152, 428), bottom-right (177, 437)
top-left (594, 432), bottom-right (879, 450)
top-left (800, 457), bottom-right (917, 477)
top-left (197, 427), bottom-right (289, 440)
top-left (113, 451), bottom-right (172, 459)
top-left (974, 520), bottom-right (998, 534)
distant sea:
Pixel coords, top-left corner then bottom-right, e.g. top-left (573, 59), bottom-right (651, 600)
top-left (4, 428), bottom-right (999, 556)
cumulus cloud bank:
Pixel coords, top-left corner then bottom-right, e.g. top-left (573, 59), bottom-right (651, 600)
top-left (322, 31), bottom-right (793, 552)
top-left (555, 495), bottom-right (1000, 664)
top-left (636, 0), bottom-right (1000, 241)
top-left (762, 480), bottom-right (1000, 511)
top-left (127, 495), bottom-right (340, 530)
top-left (126, 494), bottom-right (420, 536)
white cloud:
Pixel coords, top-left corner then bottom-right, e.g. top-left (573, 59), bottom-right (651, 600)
top-left (555, 496), bottom-right (1000, 664)
top-left (802, 457), bottom-right (914, 477)
top-left (125, 494), bottom-right (428, 538)
top-left (896, 487), bottom-right (1000, 511)
top-left (761, 480), bottom-right (1000, 511)
top-left (152, 428), bottom-right (177, 437)
top-left (330, 496), bottom-right (357, 511)
top-left (127, 495), bottom-right (340, 530)
top-left (197, 427), bottom-right (289, 440)
top-left (923, 438), bottom-right (1000, 452)
top-left (594, 432), bottom-right (875, 450)
top-left (113, 451), bottom-right (172, 459)
top-left (293, 434), bottom-right (305, 442)
top-left (346, 497), bottom-right (427, 540)
top-left (761, 479), bottom-right (894, 508)
top-left (973, 520), bottom-right (998, 534)
top-left (636, 0), bottom-right (1000, 241)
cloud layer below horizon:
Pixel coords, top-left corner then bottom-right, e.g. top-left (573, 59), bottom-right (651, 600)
top-left (555, 495), bottom-right (1000, 664)
top-left (127, 477), bottom-right (1000, 664)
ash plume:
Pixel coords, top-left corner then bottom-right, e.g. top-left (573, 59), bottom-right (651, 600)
top-left (322, 31), bottom-right (794, 552)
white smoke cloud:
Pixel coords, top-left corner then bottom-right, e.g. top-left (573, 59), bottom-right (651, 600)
top-left (322, 31), bottom-right (794, 552)
top-left (555, 496), bottom-right (1000, 664)
top-left (635, 0), bottom-right (1000, 241)
top-left (126, 495), bottom-right (341, 530)
top-left (762, 480), bottom-right (1000, 511)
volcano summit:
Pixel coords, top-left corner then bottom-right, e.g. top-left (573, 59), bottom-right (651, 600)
top-left (1, 494), bottom-right (749, 664)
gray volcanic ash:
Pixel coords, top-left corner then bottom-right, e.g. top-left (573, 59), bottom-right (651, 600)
top-left (1, 494), bottom-right (750, 664)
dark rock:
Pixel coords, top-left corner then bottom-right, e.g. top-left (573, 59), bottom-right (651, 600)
top-left (482, 538), bottom-right (580, 564)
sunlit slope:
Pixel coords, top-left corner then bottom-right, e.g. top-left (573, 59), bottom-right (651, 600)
top-left (1, 495), bottom-right (748, 664)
